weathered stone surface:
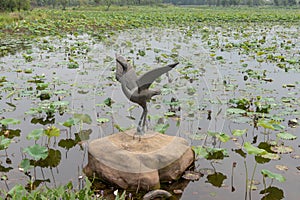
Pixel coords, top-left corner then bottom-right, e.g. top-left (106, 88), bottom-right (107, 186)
top-left (84, 129), bottom-right (194, 191)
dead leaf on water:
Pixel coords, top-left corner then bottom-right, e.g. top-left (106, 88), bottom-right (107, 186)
top-left (271, 145), bottom-right (294, 154)
top-left (275, 165), bottom-right (288, 171)
top-left (182, 171), bottom-right (202, 181)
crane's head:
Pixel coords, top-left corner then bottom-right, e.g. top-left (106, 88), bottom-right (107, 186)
top-left (116, 57), bottom-right (128, 71)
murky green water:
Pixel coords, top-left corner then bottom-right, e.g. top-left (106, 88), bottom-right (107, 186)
top-left (0, 26), bottom-right (299, 199)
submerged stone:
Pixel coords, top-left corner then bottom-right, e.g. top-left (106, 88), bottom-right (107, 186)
top-left (84, 129), bottom-right (194, 191)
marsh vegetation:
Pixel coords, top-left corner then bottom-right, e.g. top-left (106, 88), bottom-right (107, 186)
top-left (0, 5), bottom-right (300, 200)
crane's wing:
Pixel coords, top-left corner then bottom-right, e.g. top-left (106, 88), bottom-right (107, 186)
top-left (116, 55), bottom-right (138, 90)
top-left (136, 62), bottom-right (179, 91)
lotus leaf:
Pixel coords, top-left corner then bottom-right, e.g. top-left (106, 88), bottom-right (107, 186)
top-left (271, 145), bottom-right (294, 154)
top-left (261, 169), bottom-right (286, 182)
top-left (232, 129), bottom-right (247, 136)
top-left (23, 144), bottom-right (48, 160)
top-left (244, 142), bottom-right (266, 155)
top-left (19, 159), bottom-right (32, 172)
top-left (0, 118), bottom-right (20, 126)
top-left (276, 132), bottom-right (297, 140)
top-left (44, 126), bottom-right (60, 138)
top-left (0, 135), bottom-right (11, 150)
top-left (26, 129), bottom-right (44, 141)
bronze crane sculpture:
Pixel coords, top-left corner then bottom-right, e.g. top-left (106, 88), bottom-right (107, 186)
top-left (116, 55), bottom-right (179, 135)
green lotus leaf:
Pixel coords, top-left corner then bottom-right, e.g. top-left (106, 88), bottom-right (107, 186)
top-left (0, 135), bottom-right (11, 150)
top-left (226, 108), bottom-right (246, 114)
top-left (216, 132), bottom-right (230, 143)
top-left (61, 118), bottom-right (76, 128)
top-left (277, 132), bottom-right (297, 140)
top-left (261, 169), bottom-right (286, 182)
top-left (23, 144), bottom-right (48, 160)
top-left (154, 124), bottom-right (169, 134)
top-left (44, 126), bottom-right (60, 138)
top-left (74, 113), bottom-right (92, 124)
top-left (26, 128), bottom-right (44, 140)
top-left (257, 119), bottom-right (275, 130)
top-left (244, 142), bottom-right (266, 155)
top-left (96, 118), bottom-right (110, 123)
top-left (232, 129), bottom-right (247, 136)
top-left (0, 118), bottom-right (20, 126)
top-left (19, 159), bottom-right (32, 172)
top-left (193, 146), bottom-right (208, 158)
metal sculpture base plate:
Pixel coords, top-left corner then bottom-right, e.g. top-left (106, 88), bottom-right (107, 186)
top-left (83, 129), bottom-right (194, 191)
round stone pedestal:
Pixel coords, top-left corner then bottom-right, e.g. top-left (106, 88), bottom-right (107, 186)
top-left (83, 129), bottom-right (194, 191)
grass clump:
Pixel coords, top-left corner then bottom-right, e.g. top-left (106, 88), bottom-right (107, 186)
top-left (3, 178), bottom-right (101, 200)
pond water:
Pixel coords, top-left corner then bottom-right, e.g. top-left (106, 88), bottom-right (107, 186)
top-left (0, 25), bottom-right (299, 200)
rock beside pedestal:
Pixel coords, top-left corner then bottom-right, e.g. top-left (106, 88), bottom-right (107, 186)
top-left (84, 129), bottom-right (194, 191)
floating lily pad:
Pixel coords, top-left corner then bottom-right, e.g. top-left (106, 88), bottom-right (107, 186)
top-left (0, 135), bottom-right (11, 150)
top-left (204, 147), bottom-right (228, 160)
top-left (261, 152), bottom-right (280, 160)
top-left (164, 111), bottom-right (176, 117)
top-left (226, 108), bottom-right (246, 114)
top-left (206, 172), bottom-right (227, 187)
top-left (290, 154), bottom-right (300, 159)
top-left (198, 168), bottom-right (215, 175)
top-left (182, 171), bottom-right (202, 181)
top-left (0, 129), bottom-right (21, 139)
top-left (260, 186), bottom-right (284, 200)
top-left (288, 119), bottom-right (298, 127)
top-left (276, 132), bottom-right (297, 140)
top-left (275, 165), bottom-right (288, 171)
top-left (189, 133), bottom-right (206, 140)
top-left (271, 145), bottom-right (294, 154)
top-left (35, 149), bottom-right (61, 168)
top-left (58, 139), bottom-right (77, 150)
top-left (96, 118), bottom-right (110, 123)
top-left (0, 118), bottom-right (20, 126)
top-left (0, 164), bottom-right (13, 173)
top-left (74, 113), bottom-right (92, 124)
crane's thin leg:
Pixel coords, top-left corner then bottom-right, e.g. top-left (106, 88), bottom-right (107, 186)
top-left (137, 109), bottom-right (146, 135)
top-left (141, 107), bottom-right (147, 133)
